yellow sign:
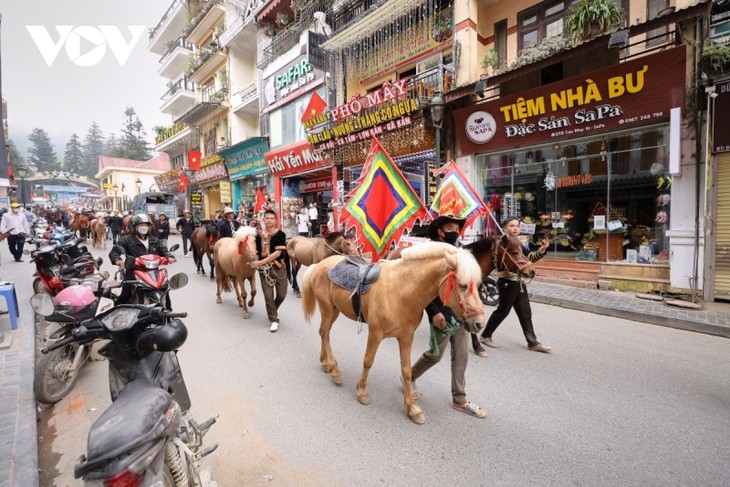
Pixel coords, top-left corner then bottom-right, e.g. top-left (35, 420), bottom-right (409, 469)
top-left (219, 181), bottom-right (231, 204)
top-left (103, 183), bottom-right (113, 189)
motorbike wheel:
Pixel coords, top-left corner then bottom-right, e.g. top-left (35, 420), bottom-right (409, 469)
top-left (33, 343), bottom-right (84, 404)
top-left (479, 280), bottom-right (499, 306)
top-left (33, 278), bottom-right (47, 295)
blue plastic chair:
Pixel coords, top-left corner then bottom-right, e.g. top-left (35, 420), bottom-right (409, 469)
top-left (0, 282), bottom-right (19, 330)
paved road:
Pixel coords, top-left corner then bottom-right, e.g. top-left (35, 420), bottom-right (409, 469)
top-left (39, 235), bottom-right (730, 486)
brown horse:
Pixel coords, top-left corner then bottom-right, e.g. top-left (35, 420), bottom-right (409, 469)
top-left (287, 232), bottom-right (355, 296)
top-left (91, 216), bottom-right (107, 249)
top-left (214, 226), bottom-right (258, 319)
top-left (301, 242), bottom-right (486, 424)
top-left (70, 214), bottom-right (90, 239)
top-left (191, 220), bottom-right (219, 279)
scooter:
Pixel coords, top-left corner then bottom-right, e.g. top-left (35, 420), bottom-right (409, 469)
top-left (31, 275), bottom-right (219, 486)
top-left (479, 274), bottom-right (499, 306)
top-left (31, 238), bottom-right (103, 295)
top-left (118, 244), bottom-right (180, 307)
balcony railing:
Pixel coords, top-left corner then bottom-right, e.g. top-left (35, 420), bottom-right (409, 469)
top-left (186, 43), bottom-right (225, 77)
top-left (258, 0), bottom-right (328, 69)
top-left (162, 77), bottom-right (196, 102)
top-left (159, 36), bottom-right (193, 65)
top-left (185, 0), bottom-right (225, 39)
top-left (203, 87), bottom-right (228, 103)
top-left (149, 0), bottom-right (185, 40)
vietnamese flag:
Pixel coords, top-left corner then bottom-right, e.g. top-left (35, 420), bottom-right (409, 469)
top-left (178, 171), bottom-right (190, 193)
top-left (253, 187), bottom-right (267, 213)
top-left (188, 149), bottom-right (202, 170)
top-left (301, 92), bottom-right (327, 124)
top-left (121, 182), bottom-right (126, 192)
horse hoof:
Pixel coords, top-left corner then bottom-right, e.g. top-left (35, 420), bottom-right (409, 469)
top-left (321, 363), bottom-right (332, 373)
top-left (332, 371), bottom-right (343, 385)
top-left (247, 299), bottom-right (254, 307)
top-left (407, 404), bottom-right (425, 424)
top-left (409, 412), bottom-right (426, 425)
top-left (215, 297), bottom-right (222, 304)
top-left (294, 290), bottom-right (301, 298)
top-left (357, 392), bottom-right (371, 405)
top-left (243, 311), bottom-right (250, 319)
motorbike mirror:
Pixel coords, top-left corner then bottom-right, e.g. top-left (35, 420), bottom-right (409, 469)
top-left (30, 293), bottom-right (55, 317)
top-left (62, 254), bottom-right (72, 265)
top-left (169, 244), bottom-right (180, 252)
top-left (168, 272), bottom-right (189, 290)
top-left (96, 257), bottom-right (103, 268)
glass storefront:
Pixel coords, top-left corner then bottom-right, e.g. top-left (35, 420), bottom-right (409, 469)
top-left (477, 124), bottom-right (670, 263)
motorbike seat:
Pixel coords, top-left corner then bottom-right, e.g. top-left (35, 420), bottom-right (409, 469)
top-left (84, 379), bottom-right (176, 467)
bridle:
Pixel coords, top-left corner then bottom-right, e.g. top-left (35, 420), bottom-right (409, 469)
top-left (237, 235), bottom-right (257, 263)
top-left (494, 238), bottom-right (534, 277)
top-left (438, 271), bottom-right (482, 319)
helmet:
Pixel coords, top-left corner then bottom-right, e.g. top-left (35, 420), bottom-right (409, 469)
top-left (130, 214), bottom-right (152, 231)
top-left (136, 318), bottom-right (188, 354)
top-left (53, 285), bottom-right (98, 322)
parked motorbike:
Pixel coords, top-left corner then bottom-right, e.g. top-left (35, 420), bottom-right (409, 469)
top-left (31, 238), bottom-right (104, 295)
top-left (479, 274), bottom-right (499, 306)
top-left (33, 279), bottom-right (117, 404)
top-left (118, 244), bottom-right (180, 307)
top-left (31, 274), bottom-right (219, 486)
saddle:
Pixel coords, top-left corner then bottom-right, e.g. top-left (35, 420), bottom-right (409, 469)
top-left (328, 256), bottom-right (381, 322)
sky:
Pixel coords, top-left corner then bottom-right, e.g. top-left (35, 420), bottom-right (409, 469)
top-left (1, 0), bottom-right (173, 157)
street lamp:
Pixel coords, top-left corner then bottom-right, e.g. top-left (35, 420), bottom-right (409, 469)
top-left (113, 184), bottom-right (119, 211)
top-left (135, 178), bottom-right (142, 194)
top-left (428, 90), bottom-right (446, 205)
top-left (15, 166), bottom-right (27, 206)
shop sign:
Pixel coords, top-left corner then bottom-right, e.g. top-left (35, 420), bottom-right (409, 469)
top-left (154, 168), bottom-right (182, 192)
top-left (155, 122), bottom-right (188, 145)
top-left (190, 190), bottom-right (203, 208)
top-left (712, 80), bottom-right (730, 153)
top-left (301, 177), bottom-right (332, 193)
top-left (454, 47), bottom-right (686, 154)
top-left (200, 153), bottom-right (223, 168)
top-left (264, 140), bottom-right (330, 177)
top-left (220, 181), bottom-right (231, 203)
top-left (557, 173), bottom-right (593, 188)
top-left (262, 55), bottom-right (325, 108)
top-left (193, 161), bottom-right (228, 184)
top-left (355, 6), bottom-right (453, 83)
top-left (221, 138), bottom-right (269, 181)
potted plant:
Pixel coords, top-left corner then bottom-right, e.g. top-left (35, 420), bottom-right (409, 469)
top-left (263, 23), bottom-right (277, 38)
top-left (481, 48), bottom-right (500, 73)
top-left (703, 43), bottom-right (730, 74)
top-left (275, 11), bottom-right (290, 28)
top-left (564, 0), bottom-right (624, 42)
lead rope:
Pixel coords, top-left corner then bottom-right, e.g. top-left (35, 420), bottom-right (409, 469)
top-left (261, 263), bottom-right (276, 287)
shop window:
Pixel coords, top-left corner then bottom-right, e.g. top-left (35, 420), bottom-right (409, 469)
top-left (517, 0), bottom-right (571, 51)
top-left (201, 78), bottom-right (215, 102)
top-left (647, 0), bottom-right (669, 46)
top-left (204, 128), bottom-right (216, 155)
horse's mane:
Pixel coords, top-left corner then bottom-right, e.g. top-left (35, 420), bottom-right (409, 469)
top-left (323, 231), bottom-right (345, 244)
top-left (233, 226), bottom-right (257, 243)
top-left (463, 236), bottom-right (497, 258)
top-left (401, 242), bottom-right (482, 286)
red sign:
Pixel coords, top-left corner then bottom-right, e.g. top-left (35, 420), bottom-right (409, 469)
top-left (301, 177), bottom-right (332, 193)
top-left (264, 140), bottom-right (330, 177)
top-left (712, 80), bottom-right (730, 153)
top-left (454, 47), bottom-right (686, 155)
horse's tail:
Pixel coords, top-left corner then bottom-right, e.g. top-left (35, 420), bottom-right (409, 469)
top-left (215, 253), bottom-right (232, 293)
top-left (301, 264), bottom-right (317, 324)
top-left (285, 249), bottom-right (292, 284)
top-left (191, 234), bottom-right (200, 262)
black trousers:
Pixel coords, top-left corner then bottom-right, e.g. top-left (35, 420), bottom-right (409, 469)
top-left (181, 234), bottom-right (191, 254)
top-left (482, 278), bottom-right (539, 347)
top-left (7, 235), bottom-right (25, 261)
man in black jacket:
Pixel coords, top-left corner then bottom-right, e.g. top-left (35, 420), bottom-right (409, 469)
top-left (217, 206), bottom-right (240, 239)
top-left (109, 214), bottom-right (175, 304)
top-left (176, 209), bottom-right (196, 257)
top-left (109, 210), bottom-right (123, 244)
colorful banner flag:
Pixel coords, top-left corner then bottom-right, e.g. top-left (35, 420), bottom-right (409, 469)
top-left (430, 160), bottom-right (488, 235)
top-left (178, 171), bottom-right (189, 193)
top-left (253, 187), bottom-right (267, 213)
top-left (301, 91), bottom-right (328, 124)
top-left (188, 149), bottom-right (202, 171)
top-left (340, 137), bottom-right (428, 261)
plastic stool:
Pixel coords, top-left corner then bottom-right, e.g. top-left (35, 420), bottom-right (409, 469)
top-left (0, 282), bottom-right (19, 330)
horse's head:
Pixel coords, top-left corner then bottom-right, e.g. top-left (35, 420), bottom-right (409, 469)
top-left (233, 226), bottom-right (258, 261)
top-left (497, 235), bottom-right (536, 278)
top-left (204, 221), bottom-right (218, 241)
top-left (464, 236), bottom-right (497, 277)
top-left (434, 245), bottom-right (486, 334)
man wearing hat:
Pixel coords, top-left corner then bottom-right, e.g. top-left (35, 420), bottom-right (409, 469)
top-left (410, 213), bottom-right (487, 419)
top-left (217, 206), bottom-right (240, 239)
top-left (0, 203), bottom-right (30, 262)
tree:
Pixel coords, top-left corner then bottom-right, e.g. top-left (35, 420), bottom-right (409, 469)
top-left (27, 127), bottom-right (59, 173)
top-left (83, 121), bottom-right (105, 179)
top-left (63, 133), bottom-right (85, 176)
top-left (116, 107), bottom-right (151, 161)
top-left (6, 139), bottom-right (27, 173)
top-left (103, 133), bottom-right (119, 156)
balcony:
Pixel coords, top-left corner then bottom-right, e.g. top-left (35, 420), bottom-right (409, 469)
top-left (220, 14), bottom-right (258, 56)
top-left (157, 36), bottom-right (193, 79)
top-left (160, 77), bottom-right (196, 117)
top-left (149, 0), bottom-right (187, 55)
top-left (230, 81), bottom-right (259, 115)
top-left (257, 0), bottom-right (328, 69)
top-left (155, 124), bottom-right (193, 152)
top-left (410, 64), bottom-right (455, 103)
top-left (186, 0), bottom-right (226, 46)
top-left (187, 47), bottom-right (227, 84)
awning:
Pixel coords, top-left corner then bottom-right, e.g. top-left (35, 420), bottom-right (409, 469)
top-left (255, 0), bottom-right (284, 23)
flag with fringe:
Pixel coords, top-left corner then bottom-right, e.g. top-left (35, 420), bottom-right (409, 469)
top-left (430, 160), bottom-right (489, 234)
top-left (340, 137), bottom-right (428, 261)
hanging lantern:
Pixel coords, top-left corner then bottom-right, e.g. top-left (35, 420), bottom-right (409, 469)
top-left (544, 168), bottom-right (556, 191)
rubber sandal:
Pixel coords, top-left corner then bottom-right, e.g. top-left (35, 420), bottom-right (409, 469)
top-left (452, 401), bottom-right (486, 418)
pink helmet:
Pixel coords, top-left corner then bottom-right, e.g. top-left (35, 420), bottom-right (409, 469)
top-left (54, 285), bottom-right (96, 318)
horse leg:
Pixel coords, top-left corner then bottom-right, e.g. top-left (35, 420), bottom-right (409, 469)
top-left (292, 261), bottom-right (301, 296)
top-left (193, 244), bottom-right (203, 275)
top-left (398, 335), bottom-right (425, 425)
top-left (356, 331), bottom-right (383, 406)
top-left (208, 251), bottom-right (215, 280)
top-left (236, 277), bottom-right (250, 319)
top-left (215, 272), bottom-right (222, 304)
top-left (318, 305), bottom-right (342, 385)
top-left (246, 272), bottom-right (256, 307)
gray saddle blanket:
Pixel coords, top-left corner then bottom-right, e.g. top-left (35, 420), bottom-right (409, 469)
top-left (328, 256), bottom-right (381, 294)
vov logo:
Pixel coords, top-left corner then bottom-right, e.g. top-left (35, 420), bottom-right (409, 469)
top-left (26, 25), bottom-right (146, 67)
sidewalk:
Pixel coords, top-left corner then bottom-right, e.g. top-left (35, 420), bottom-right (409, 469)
top-left (0, 243), bottom-right (39, 487)
top-left (529, 281), bottom-right (730, 339)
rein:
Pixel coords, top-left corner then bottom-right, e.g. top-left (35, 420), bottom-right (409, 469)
top-left (323, 238), bottom-right (348, 256)
top-left (494, 241), bottom-right (534, 291)
top-left (439, 271), bottom-right (482, 319)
